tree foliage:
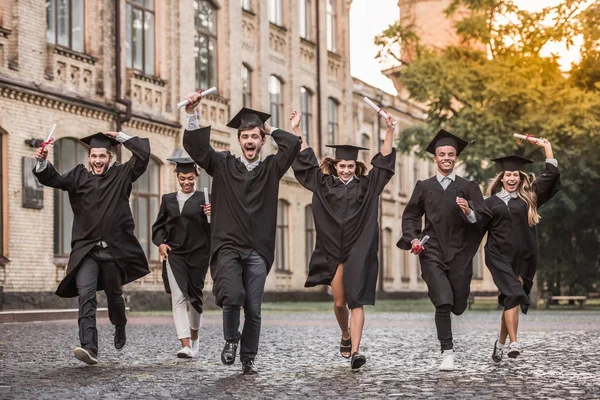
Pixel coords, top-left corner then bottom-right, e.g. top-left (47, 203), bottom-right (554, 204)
top-left (376, 0), bottom-right (600, 294)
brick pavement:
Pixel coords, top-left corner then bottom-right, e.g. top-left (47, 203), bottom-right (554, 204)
top-left (1, 310), bottom-right (599, 399)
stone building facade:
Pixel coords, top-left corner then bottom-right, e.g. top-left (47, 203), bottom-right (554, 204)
top-left (0, 0), bottom-right (495, 309)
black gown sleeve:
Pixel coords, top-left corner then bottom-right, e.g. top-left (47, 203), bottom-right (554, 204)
top-left (151, 194), bottom-right (169, 247)
top-left (121, 137), bottom-right (151, 182)
top-left (292, 147), bottom-right (324, 192)
top-left (533, 162), bottom-right (562, 208)
top-left (271, 129), bottom-right (303, 179)
top-left (397, 181), bottom-right (425, 250)
top-left (367, 149), bottom-right (396, 195)
top-left (460, 180), bottom-right (486, 225)
top-left (183, 126), bottom-right (225, 176)
top-left (33, 162), bottom-right (79, 192)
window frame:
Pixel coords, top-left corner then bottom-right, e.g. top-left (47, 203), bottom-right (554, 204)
top-left (300, 87), bottom-right (313, 146)
top-left (268, 0), bottom-right (283, 26)
top-left (327, 97), bottom-right (339, 148)
top-left (299, 0), bottom-right (311, 40)
top-left (275, 199), bottom-right (291, 273)
top-left (125, 0), bottom-right (156, 76)
top-left (269, 75), bottom-right (284, 128)
top-left (304, 205), bottom-right (315, 275)
top-left (131, 156), bottom-right (161, 263)
top-left (46, 0), bottom-right (86, 53)
top-left (241, 63), bottom-right (252, 108)
top-left (194, 0), bottom-right (218, 90)
top-left (326, 0), bottom-right (337, 52)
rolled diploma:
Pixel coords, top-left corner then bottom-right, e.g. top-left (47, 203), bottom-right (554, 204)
top-left (177, 87), bottom-right (218, 109)
top-left (513, 133), bottom-right (541, 143)
top-left (203, 187), bottom-right (211, 223)
top-left (363, 97), bottom-right (396, 126)
top-left (42, 124), bottom-right (57, 150)
top-left (419, 235), bottom-right (430, 246)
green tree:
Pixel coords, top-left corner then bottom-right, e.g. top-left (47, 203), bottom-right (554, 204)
top-left (376, 0), bottom-right (600, 295)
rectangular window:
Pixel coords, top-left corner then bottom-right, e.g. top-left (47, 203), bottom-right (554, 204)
top-left (125, 0), bottom-right (155, 75)
top-left (46, 0), bottom-right (85, 53)
top-left (305, 205), bottom-right (315, 275)
top-left (275, 200), bottom-right (290, 272)
top-left (300, 87), bottom-right (312, 146)
top-left (195, 0), bottom-right (218, 89)
top-left (241, 64), bottom-right (252, 108)
top-left (473, 247), bottom-right (484, 280)
top-left (269, 0), bottom-right (283, 26)
top-left (270, 76), bottom-right (283, 128)
top-left (132, 158), bottom-right (161, 261)
top-left (241, 0), bottom-right (251, 11)
top-left (0, 131), bottom-right (3, 258)
top-left (327, 97), bottom-right (339, 147)
top-left (383, 228), bottom-right (393, 280)
top-left (326, 0), bottom-right (337, 52)
top-left (299, 0), bottom-right (311, 40)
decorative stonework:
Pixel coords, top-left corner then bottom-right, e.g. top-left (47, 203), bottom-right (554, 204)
top-left (300, 39), bottom-right (316, 65)
top-left (327, 52), bottom-right (342, 78)
top-left (45, 45), bottom-right (97, 96)
top-left (124, 118), bottom-right (179, 137)
top-left (268, 54), bottom-right (286, 66)
top-left (127, 69), bottom-right (168, 115)
top-left (241, 12), bottom-right (257, 51)
top-left (199, 94), bottom-right (229, 127)
top-left (269, 25), bottom-right (287, 54)
top-left (274, 273), bottom-right (292, 289)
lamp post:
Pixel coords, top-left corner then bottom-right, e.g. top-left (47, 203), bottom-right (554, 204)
top-left (375, 90), bottom-right (385, 294)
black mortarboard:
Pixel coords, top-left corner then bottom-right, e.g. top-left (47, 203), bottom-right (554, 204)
top-left (226, 107), bottom-right (271, 130)
top-left (80, 132), bottom-right (120, 150)
top-left (491, 155), bottom-right (534, 171)
top-left (167, 157), bottom-right (198, 174)
top-left (425, 129), bottom-right (469, 156)
top-left (325, 144), bottom-right (369, 161)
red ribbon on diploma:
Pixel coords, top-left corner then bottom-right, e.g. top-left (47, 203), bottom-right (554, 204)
top-left (41, 137), bottom-right (55, 151)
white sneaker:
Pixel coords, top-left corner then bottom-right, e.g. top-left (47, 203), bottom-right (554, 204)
top-left (191, 339), bottom-right (200, 356)
top-left (74, 347), bottom-right (98, 365)
top-left (177, 346), bottom-right (193, 359)
top-left (506, 342), bottom-right (521, 359)
top-left (439, 350), bottom-right (455, 371)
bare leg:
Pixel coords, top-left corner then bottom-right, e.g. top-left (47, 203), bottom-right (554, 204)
top-left (499, 311), bottom-right (509, 345)
top-left (504, 306), bottom-right (519, 343)
top-left (190, 329), bottom-right (199, 341)
top-left (180, 338), bottom-right (191, 348)
top-left (331, 263), bottom-right (350, 356)
top-left (349, 306), bottom-right (365, 354)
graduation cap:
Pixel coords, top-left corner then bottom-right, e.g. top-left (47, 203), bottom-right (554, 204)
top-left (227, 107), bottom-right (271, 131)
top-left (491, 155), bottom-right (534, 171)
top-left (325, 144), bottom-right (369, 161)
top-left (80, 132), bottom-right (120, 150)
top-left (166, 157), bottom-right (198, 174)
top-left (425, 129), bottom-right (469, 156)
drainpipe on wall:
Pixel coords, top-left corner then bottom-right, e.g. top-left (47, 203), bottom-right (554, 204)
top-left (315, 0), bottom-right (323, 157)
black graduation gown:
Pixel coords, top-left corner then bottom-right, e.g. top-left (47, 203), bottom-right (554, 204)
top-left (396, 175), bottom-right (485, 310)
top-left (292, 148), bottom-right (396, 309)
top-left (33, 137), bottom-right (151, 298)
top-left (482, 162), bottom-right (562, 313)
top-left (151, 191), bottom-right (211, 313)
top-left (183, 126), bottom-right (302, 306)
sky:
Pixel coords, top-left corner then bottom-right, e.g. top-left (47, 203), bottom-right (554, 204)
top-left (350, 0), bottom-right (589, 95)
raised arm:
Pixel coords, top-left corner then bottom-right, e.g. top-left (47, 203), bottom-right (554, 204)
top-left (105, 131), bottom-right (151, 182)
top-left (32, 146), bottom-right (78, 191)
top-left (381, 114), bottom-right (396, 156)
top-left (266, 117), bottom-right (302, 178)
top-left (531, 138), bottom-right (562, 207)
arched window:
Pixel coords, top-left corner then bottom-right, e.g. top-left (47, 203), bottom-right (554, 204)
top-left (132, 156), bottom-right (161, 262)
top-left (242, 63), bottom-right (252, 108)
top-left (195, 0), bottom-right (218, 89)
top-left (53, 138), bottom-right (89, 256)
top-left (125, 0), bottom-right (155, 75)
top-left (269, 75), bottom-right (284, 128)
top-left (304, 205), bottom-right (315, 275)
top-left (300, 87), bottom-right (313, 146)
top-left (46, 0), bottom-right (85, 52)
top-left (382, 228), bottom-right (393, 280)
top-left (275, 199), bottom-right (290, 272)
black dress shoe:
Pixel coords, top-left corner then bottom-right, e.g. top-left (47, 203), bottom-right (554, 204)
top-left (221, 341), bottom-right (238, 365)
top-left (350, 352), bottom-right (366, 370)
top-left (242, 359), bottom-right (258, 374)
top-left (114, 325), bottom-right (126, 350)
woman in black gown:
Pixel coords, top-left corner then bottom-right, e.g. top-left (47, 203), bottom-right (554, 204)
top-left (152, 158), bottom-right (211, 358)
top-left (482, 138), bottom-right (562, 362)
top-left (290, 111), bottom-right (396, 369)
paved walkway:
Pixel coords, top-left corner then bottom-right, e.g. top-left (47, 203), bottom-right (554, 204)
top-left (1, 310), bottom-right (599, 399)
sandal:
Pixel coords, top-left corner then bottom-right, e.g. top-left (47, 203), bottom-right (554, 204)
top-left (351, 351), bottom-right (366, 370)
top-left (340, 336), bottom-right (352, 359)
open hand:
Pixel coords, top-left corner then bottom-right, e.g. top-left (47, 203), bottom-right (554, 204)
top-left (290, 111), bottom-right (302, 130)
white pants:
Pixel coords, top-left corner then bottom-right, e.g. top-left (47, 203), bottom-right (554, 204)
top-left (166, 261), bottom-right (201, 339)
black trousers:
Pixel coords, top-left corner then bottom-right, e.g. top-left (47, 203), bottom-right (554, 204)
top-left (76, 246), bottom-right (126, 356)
top-left (221, 250), bottom-right (267, 363)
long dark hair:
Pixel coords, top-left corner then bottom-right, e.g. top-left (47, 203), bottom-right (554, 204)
top-left (319, 155), bottom-right (367, 177)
